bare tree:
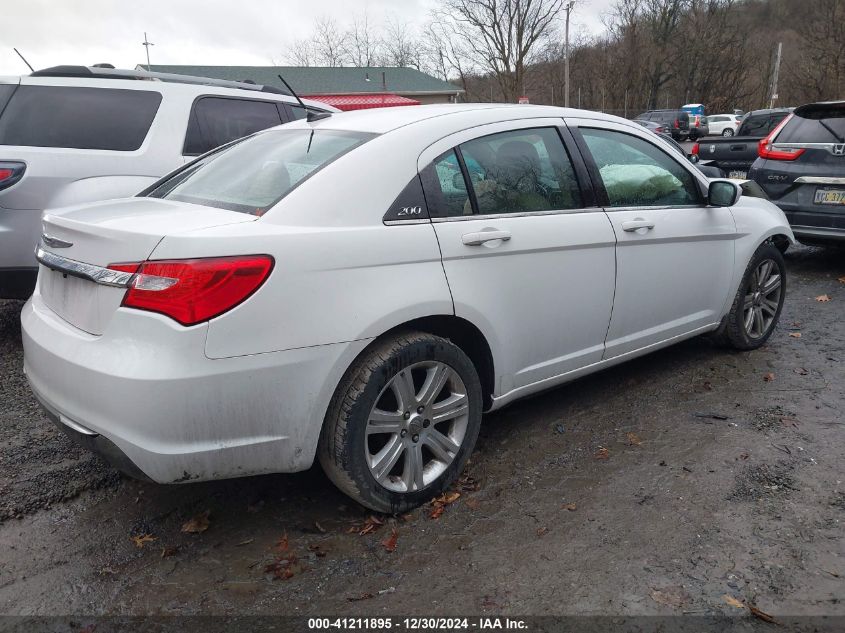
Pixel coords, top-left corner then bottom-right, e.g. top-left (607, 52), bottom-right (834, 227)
top-left (312, 17), bottom-right (349, 66)
top-left (434, 0), bottom-right (564, 102)
top-left (381, 18), bottom-right (423, 68)
top-left (347, 13), bottom-right (382, 67)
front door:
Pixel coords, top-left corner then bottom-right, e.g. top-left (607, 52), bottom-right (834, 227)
top-left (568, 120), bottom-right (736, 358)
top-left (420, 122), bottom-right (617, 396)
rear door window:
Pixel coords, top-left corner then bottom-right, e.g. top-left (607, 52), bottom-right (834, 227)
top-left (580, 128), bottom-right (701, 208)
top-left (0, 85), bottom-right (161, 150)
top-left (183, 97), bottom-right (284, 156)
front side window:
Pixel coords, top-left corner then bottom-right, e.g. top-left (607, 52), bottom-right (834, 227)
top-left (149, 128), bottom-right (374, 215)
top-left (0, 86), bottom-right (161, 150)
top-left (580, 128), bottom-right (701, 208)
top-left (183, 97), bottom-right (284, 156)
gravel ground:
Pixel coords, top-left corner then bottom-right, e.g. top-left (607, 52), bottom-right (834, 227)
top-left (0, 244), bottom-right (843, 620)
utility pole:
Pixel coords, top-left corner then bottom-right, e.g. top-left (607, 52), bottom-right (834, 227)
top-left (769, 42), bottom-right (782, 109)
top-left (142, 33), bottom-right (154, 71)
top-left (564, 1), bottom-right (575, 108)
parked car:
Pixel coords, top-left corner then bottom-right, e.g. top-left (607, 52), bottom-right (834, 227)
top-left (636, 109), bottom-right (691, 141)
top-left (689, 115), bottom-right (711, 140)
top-left (0, 65), bottom-right (336, 299)
top-left (693, 108), bottom-right (793, 179)
top-left (22, 105), bottom-right (793, 512)
top-left (634, 119), bottom-right (669, 134)
top-left (658, 133), bottom-right (726, 178)
top-left (707, 113), bottom-right (743, 136)
top-left (748, 100), bottom-right (845, 245)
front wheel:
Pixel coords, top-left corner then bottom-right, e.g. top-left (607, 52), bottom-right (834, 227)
top-left (319, 331), bottom-right (483, 513)
top-left (711, 243), bottom-right (786, 350)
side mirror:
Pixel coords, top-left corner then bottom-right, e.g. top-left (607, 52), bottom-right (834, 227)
top-left (687, 153), bottom-right (700, 164)
top-left (708, 179), bottom-right (742, 207)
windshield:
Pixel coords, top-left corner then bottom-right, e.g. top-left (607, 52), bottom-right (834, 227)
top-left (147, 128), bottom-right (375, 215)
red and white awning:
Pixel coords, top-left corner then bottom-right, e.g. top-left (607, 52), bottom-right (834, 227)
top-left (303, 93), bottom-right (421, 111)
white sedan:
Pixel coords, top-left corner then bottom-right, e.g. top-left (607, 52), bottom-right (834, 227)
top-left (22, 104), bottom-right (793, 512)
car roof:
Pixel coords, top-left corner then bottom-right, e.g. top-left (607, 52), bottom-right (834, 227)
top-left (281, 103), bottom-right (626, 135)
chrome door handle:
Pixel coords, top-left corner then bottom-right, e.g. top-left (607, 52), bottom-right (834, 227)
top-left (461, 229), bottom-right (512, 246)
top-left (621, 219), bottom-right (655, 232)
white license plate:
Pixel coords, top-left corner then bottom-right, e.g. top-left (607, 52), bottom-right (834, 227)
top-left (728, 171), bottom-right (747, 180)
top-left (814, 188), bottom-right (845, 205)
top-left (40, 268), bottom-right (103, 334)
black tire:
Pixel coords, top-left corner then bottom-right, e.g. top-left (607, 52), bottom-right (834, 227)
top-left (319, 331), bottom-right (483, 513)
top-left (710, 242), bottom-right (786, 350)
top-left (722, 128), bottom-right (734, 137)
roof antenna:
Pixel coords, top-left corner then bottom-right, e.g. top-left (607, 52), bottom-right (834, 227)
top-left (14, 48), bottom-right (34, 72)
top-left (277, 74), bottom-right (331, 122)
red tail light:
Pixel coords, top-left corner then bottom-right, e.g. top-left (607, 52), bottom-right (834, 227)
top-left (758, 114), bottom-right (804, 161)
top-left (108, 255), bottom-right (274, 326)
top-left (0, 161), bottom-right (26, 191)
top-left (674, 119), bottom-right (680, 129)
top-left (691, 142), bottom-right (699, 156)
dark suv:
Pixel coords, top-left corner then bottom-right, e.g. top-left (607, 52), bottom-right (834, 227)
top-left (749, 101), bottom-right (845, 245)
top-left (636, 109), bottom-right (691, 141)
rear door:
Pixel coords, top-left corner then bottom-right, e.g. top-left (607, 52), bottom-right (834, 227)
top-left (567, 118), bottom-right (736, 358)
top-left (420, 120), bottom-right (617, 394)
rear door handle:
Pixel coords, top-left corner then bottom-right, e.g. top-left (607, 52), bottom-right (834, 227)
top-left (621, 219), bottom-right (655, 232)
top-left (461, 229), bottom-right (512, 246)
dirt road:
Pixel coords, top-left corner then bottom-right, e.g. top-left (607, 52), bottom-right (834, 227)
top-left (1, 245), bottom-right (843, 619)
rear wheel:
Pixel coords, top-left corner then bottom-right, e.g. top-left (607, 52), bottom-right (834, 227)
top-left (711, 243), bottom-right (786, 350)
top-left (319, 331), bottom-right (482, 513)
top-left (722, 128), bottom-right (734, 137)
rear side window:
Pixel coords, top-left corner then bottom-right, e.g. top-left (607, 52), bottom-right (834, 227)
top-left (149, 128), bottom-right (373, 215)
top-left (777, 113), bottom-right (845, 144)
top-left (183, 97), bottom-right (284, 156)
top-left (580, 128), bottom-right (700, 208)
top-left (738, 113), bottom-right (787, 137)
top-left (0, 86), bottom-right (161, 150)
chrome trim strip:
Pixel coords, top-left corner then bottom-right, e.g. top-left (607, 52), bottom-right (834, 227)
top-left (795, 176), bottom-right (845, 185)
top-left (430, 207), bottom-right (606, 222)
top-left (775, 142), bottom-right (845, 155)
top-left (383, 218), bottom-right (431, 226)
top-left (35, 247), bottom-right (134, 288)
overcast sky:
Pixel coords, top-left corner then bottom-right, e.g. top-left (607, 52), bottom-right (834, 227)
top-left (0, 0), bottom-right (615, 76)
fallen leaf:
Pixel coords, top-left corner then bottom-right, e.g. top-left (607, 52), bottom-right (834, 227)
top-left (815, 294), bottom-right (831, 302)
top-left (381, 528), bottom-right (399, 552)
top-left (457, 474), bottom-right (481, 492)
top-left (307, 544), bottom-right (328, 558)
top-left (626, 432), bottom-right (642, 446)
top-left (789, 332), bottom-right (802, 338)
top-left (748, 604), bottom-right (778, 624)
top-left (723, 594), bottom-right (745, 609)
top-left (650, 586), bottom-right (690, 608)
top-left (130, 533), bottom-right (156, 549)
top-left (180, 510), bottom-right (210, 534)
top-left (347, 592), bottom-right (375, 602)
top-left (160, 546), bottom-right (178, 559)
top-left (429, 505), bottom-right (445, 520)
top-left (465, 498), bottom-right (481, 510)
top-left (793, 367), bottom-right (809, 376)
top-left (276, 533), bottom-right (289, 552)
top-left (536, 527), bottom-right (549, 537)
top-left (594, 447), bottom-right (610, 460)
top-left (399, 513), bottom-right (415, 522)
top-left (763, 372), bottom-right (775, 382)
top-left (356, 515), bottom-right (385, 535)
top-left (702, 381), bottom-right (713, 391)
top-left (563, 503), bottom-right (577, 511)
top-left (434, 491), bottom-right (461, 505)
top-left (738, 451), bottom-right (750, 460)
top-left (265, 550), bottom-right (305, 580)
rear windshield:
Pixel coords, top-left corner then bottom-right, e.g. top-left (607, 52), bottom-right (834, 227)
top-left (0, 85), bottom-right (162, 150)
top-left (778, 111), bottom-right (845, 144)
top-left (147, 128), bottom-right (374, 215)
top-left (738, 112), bottom-right (788, 137)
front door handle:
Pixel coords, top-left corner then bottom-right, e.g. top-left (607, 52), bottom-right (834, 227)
top-left (621, 219), bottom-right (655, 232)
top-left (461, 229), bottom-right (512, 246)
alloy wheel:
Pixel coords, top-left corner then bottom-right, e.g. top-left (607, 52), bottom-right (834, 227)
top-left (365, 361), bottom-right (469, 493)
top-left (743, 258), bottom-right (782, 339)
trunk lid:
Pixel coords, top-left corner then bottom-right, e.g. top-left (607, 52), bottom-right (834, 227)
top-left (37, 197), bottom-right (257, 335)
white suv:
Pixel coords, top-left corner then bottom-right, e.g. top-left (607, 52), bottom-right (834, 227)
top-left (0, 65), bottom-right (333, 298)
